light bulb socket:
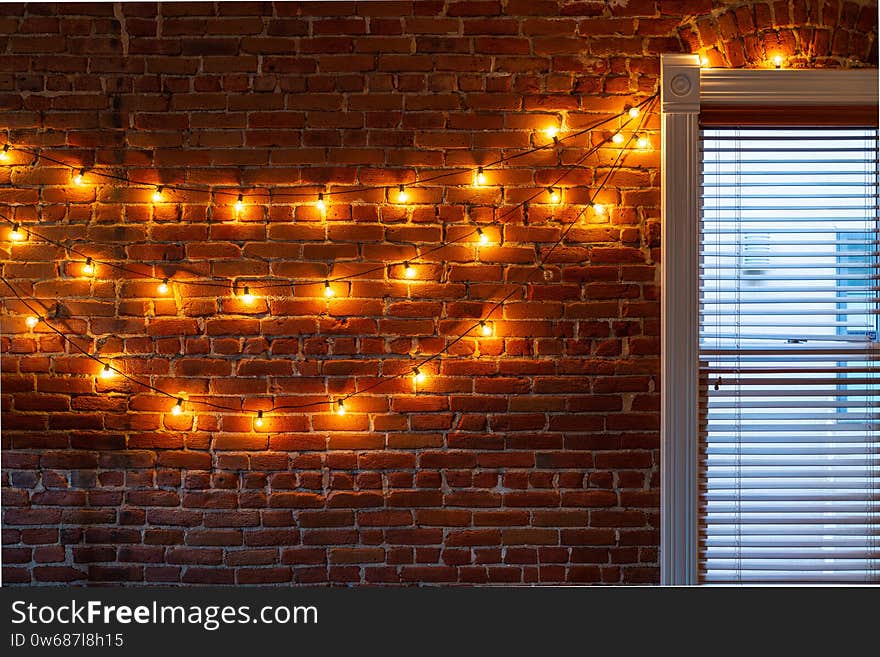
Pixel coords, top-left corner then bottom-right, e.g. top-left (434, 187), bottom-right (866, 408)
top-left (2, 144), bottom-right (8, 152)
top-left (318, 192), bottom-right (324, 201)
top-left (398, 184), bottom-right (405, 193)
top-left (257, 410), bottom-right (263, 419)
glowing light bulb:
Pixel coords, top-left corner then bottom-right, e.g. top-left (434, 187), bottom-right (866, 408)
top-left (100, 363), bottom-right (115, 379)
top-left (773, 55), bottom-right (783, 68)
top-left (636, 134), bottom-right (651, 150)
top-left (612, 132), bottom-right (625, 145)
top-left (9, 223), bottom-right (25, 241)
top-left (324, 280), bottom-right (335, 297)
top-left (25, 315), bottom-right (39, 329)
top-left (412, 367), bottom-right (426, 384)
top-left (592, 203), bottom-right (606, 216)
top-left (628, 106), bottom-right (640, 119)
top-left (235, 194), bottom-right (244, 213)
top-left (397, 184), bottom-right (408, 203)
top-left (316, 193), bottom-right (326, 212)
top-left (157, 279), bottom-right (169, 295)
top-left (403, 262), bottom-right (415, 279)
top-left (73, 168), bottom-right (85, 185)
top-left (335, 399), bottom-right (346, 416)
top-left (547, 187), bottom-right (560, 204)
top-left (241, 286), bottom-right (255, 304)
top-left (480, 320), bottom-right (493, 337)
top-left (0, 144), bottom-right (8, 161)
top-left (82, 258), bottom-right (95, 276)
top-left (477, 227), bottom-right (489, 245)
top-left (254, 410), bottom-right (264, 429)
top-left (545, 126), bottom-right (558, 141)
top-left (152, 186), bottom-right (164, 203)
top-left (475, 167), bottom-right (486, 186)
top-left (700, 55), bottom-right (710, 67)
top-left (171, 398), bottom-right (183, 415)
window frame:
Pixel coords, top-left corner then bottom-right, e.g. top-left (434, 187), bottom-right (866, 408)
top-left (659, 54), bottom-right (879, 585)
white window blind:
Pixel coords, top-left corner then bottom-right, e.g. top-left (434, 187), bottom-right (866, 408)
top-left (699, 126), bottom-right (880, 583)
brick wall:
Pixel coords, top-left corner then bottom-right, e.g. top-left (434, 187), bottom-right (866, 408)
top-left (1, 1), bottom-right (876, 586)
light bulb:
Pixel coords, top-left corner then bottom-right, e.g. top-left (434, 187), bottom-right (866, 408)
top-left (241, 286), bottom-right (255, 304)
top-left (171, 398), bottom-right (183, 415)
top-left (475, 167), bottom-right (486, 185)
top-left (547, 187), bottom-right (560, 204)
top-left (254, 410), bottom-right (264, 429)
top-left (82, 258), bottom-right (95, 276)
top-left (628, 106), bottom-right (640, 119)
top-left (100, 363), bottom-right (115, 379)
top-left (335, 399), bottom-right (346, 416)
top-left (403, 262), bottom-right (415, 278)
top-left (545, 126), bottom-right (558, 140)
top-left (412, 367), bottom-right (426, 384)
top-left (637, 135), bottom-right (651, 150)
top-left (25, 315), bottom-right (39, 329)
top-left (397, 184), bottom-right (408, 203)
top-left (612, 132), bottom-right (624, 145)
top-left (592, 203), bottom-right (606, 216)
top-left (773, 55), bottom-right (783, 68)
top-left (700, 55), bottom-right (710, 67)
top-left (235, 194), bottom-right (244, 213)
top-left (477, 227), bottom-right (489, 245)
top-left (316, 193), bottom-right (326, 212)
top-left (9, 223), bottom-right (24, 241)
top-left (324, 280), bottom-right (334, 297)
top-left (73, 168), bottom-right (85, 185)
top-left (0, 144), bottom-right (8, 161)
top-left (152, 186), bottom-right (163, 203)
top-left (157, 279), bottom-right (169, 295)
top-left (480, 320), bottom-right (493, 337)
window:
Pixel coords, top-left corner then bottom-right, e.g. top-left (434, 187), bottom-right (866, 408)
top-left (659, 54), bottom-right (879, 585)
top-left (699, 126), bottom-right (879, 583)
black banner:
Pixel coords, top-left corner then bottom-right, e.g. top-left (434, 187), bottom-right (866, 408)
top-left (0, 586), bottom-right (875, 655)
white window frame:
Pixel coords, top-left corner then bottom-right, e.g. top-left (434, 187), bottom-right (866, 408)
top-left (659, 53), bottom-right (879, 585)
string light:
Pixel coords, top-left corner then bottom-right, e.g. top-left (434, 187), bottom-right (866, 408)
top-left (0, 95), bottom-right (657, 420)
top-left (152, 186), bottom-right (164, 203)
top-left (82, 257), bottom-right (95, 276)
top-left (9, 223), bottom-right (25, 241)
top-left (0, 144), bottom-right (8, 161)
top-left (316, 192), bottom-right (326, 212)
top-left (636, 134), bottom-right (651, 150)
top-left (324, 280), bottom-right (334, 297)
top-left (25, 315), bottom-right (40, 329)
top-left (700, 55), bottom-right (710, 67)
top-left (475, 167), bottom-right (486, 185)
top-left (100, 363), bottom-right (116, 379)
top-left (235, 194), bottom-right (244, 213)
top-left (591, 203), bottom-right (606, 216)
top-left (476, 227), bottom-right (490, 245)
top-left (773, 54), bottom-right (783, 68)
top-left (397, 184), bottom-right (408, 203)
top-left (73, 168), bottom-right (86, 185)
top-left (612, 132), bottom-right (625, 145)
top-left (628, 106), bottom-right (640, 119)
top-left (254, 410), bottom-right (264, 429)
top-left (157, 279), bottom-right (169, 295)
top-left (412, 367), bottom-right (426, 384)
top-left (545, 126), bottom-right (559, 142)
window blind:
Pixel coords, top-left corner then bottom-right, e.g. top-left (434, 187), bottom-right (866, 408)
top-left (699, 126), bottom-right (880, 584)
